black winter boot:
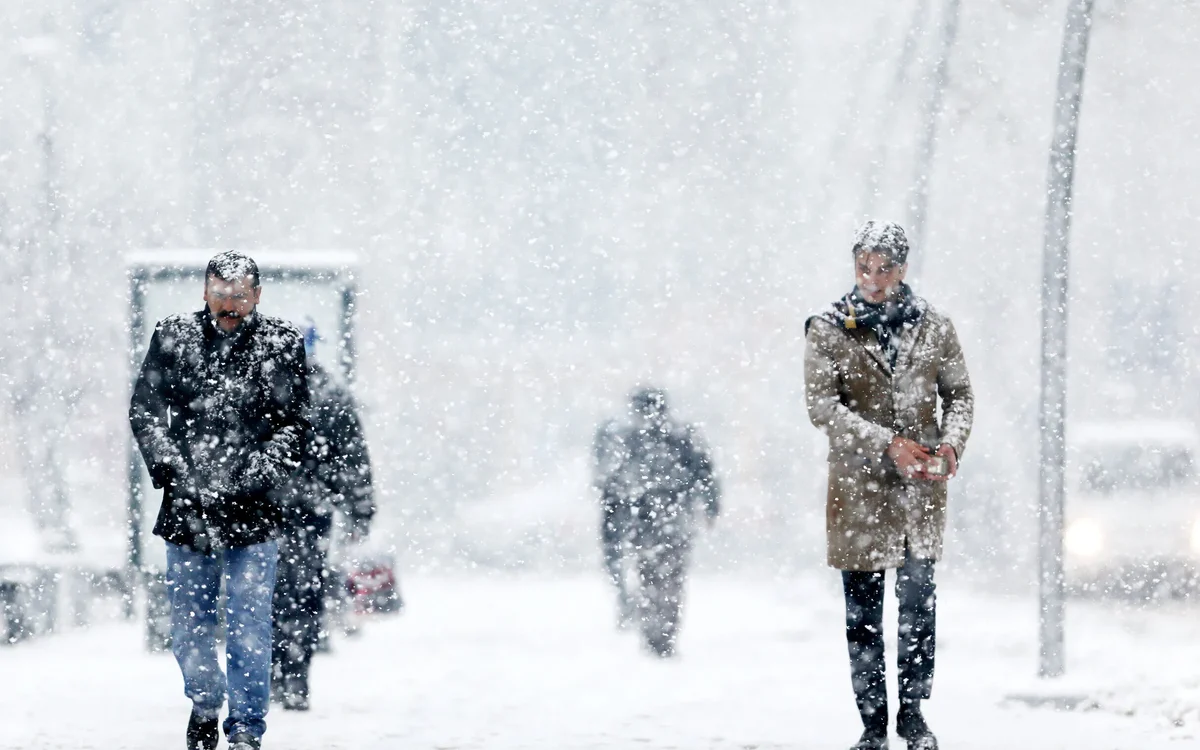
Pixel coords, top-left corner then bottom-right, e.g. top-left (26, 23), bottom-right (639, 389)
top-left (185, 709), bottom-right (219, 750)
top-left (850, 727), bottom-right (889, 750)
top-left (228, 732), bottom-right (261, 750)
top-left (270, 662), bottom-right (286, 704)
top-left (282, 674), bottom-right (310, 711)
top-left (281, 660), bottom-right (311, 711)
top-left (897, 702), bottom-right (937, 750)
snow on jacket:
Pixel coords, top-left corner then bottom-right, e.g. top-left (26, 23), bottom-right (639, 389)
top-left (272, 361), bottom-right (375, 535)
top-left (804, 294), bottom-right (973, 571)
top-left (592, 418), bottom-right (626, 496)
top-left (603, 418), bottom-right (721, 533)
top-left (130, 310), bottom-right (310, 551)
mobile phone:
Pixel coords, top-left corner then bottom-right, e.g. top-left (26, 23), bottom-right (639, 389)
top-left (925, 455), bottom-right (950, 477)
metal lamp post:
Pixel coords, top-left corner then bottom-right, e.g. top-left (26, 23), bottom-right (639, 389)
top-left (1038, 0), bottom-right (1094, 679)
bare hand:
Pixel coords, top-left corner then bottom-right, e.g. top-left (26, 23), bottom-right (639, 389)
top-left (887, 437), bottom-right (932, 480)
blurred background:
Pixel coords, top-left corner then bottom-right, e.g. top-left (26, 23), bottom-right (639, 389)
top-left (0, 0), bottom-right (1198, 584)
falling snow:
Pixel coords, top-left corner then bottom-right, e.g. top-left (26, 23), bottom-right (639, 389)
top-left (2, 0), bottom-right (1200, 748)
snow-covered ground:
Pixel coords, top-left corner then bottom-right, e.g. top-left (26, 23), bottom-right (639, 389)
top-left (1, 572), bottom-right (1196, 749)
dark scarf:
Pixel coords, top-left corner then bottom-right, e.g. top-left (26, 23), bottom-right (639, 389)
top-left (815, 283), bottom-right (922, 369)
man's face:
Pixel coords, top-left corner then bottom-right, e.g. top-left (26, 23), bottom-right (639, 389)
top-left (854, 251), bottom-right (907, 304)
top-left (204, 275), bottom-right (261, 332)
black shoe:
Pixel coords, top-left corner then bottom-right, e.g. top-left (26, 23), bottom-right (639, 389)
top-left (228, 732), bottom-right (261, 750)
top-left (282, 677), bottom-right (310, 711)
top-left (270, 659), bottom-right (286, 703)
top-left (185, 710), bottom-right (219, 750)
top-left (281, 665), bottom-right (311, 711)
top-left (850, 727), bottom-right (889, 750)
top-left (897, 703), bottom-right (937, 750)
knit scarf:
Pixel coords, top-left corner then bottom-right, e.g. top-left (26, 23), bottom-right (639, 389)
top-left (817, 283), bottom-right (922, 369)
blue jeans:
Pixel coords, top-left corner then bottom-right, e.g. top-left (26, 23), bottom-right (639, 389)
top-left (166, 540), bottom-right (279, 740)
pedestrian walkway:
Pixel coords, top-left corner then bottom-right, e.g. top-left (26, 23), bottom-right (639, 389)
top-left (0, 574), bottom-right (1190, 749)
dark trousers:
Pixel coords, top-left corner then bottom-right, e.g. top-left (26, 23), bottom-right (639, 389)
top-left (600, 492), bottom-right (627, 592)
top-left (631, 495), bottom-right (691, 655)
top-left (842, 551), bottom-right (936, 731)
top-left (271, 511), bottom-right (333, 686)
top-left (634, 531), bottom-right (689, 655)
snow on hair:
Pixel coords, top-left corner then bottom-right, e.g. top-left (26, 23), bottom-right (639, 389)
top-left (852, 220), bottom-right (909, 265)
top-left (206, 251), bottom-right (260, 287)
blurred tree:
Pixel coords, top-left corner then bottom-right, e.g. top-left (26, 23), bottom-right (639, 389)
top-left (0, 23), bottom-right (82, 550)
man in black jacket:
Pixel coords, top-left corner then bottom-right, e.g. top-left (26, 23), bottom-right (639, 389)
top-left (130, 251), bottom-right (309, 750)
top-left (271, 328), bottom-right (375, 712)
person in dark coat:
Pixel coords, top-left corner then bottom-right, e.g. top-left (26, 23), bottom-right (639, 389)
top-left (592, 417), bottom-right (634, 626)
top-left (130, 251), bottom-right (309, 750)
top-left (604, 387), bottom-right (720, 657)
top-left (804, 221), bottom-right (973, 750)
top-left (271, 326), bottom-right (375, 712)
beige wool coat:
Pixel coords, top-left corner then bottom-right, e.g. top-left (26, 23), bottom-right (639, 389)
top-left (804, 296), bottom-right (974, 571)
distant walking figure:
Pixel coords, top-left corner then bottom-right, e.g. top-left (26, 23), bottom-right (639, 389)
top-left (598, 387), bottom-right (720, 657)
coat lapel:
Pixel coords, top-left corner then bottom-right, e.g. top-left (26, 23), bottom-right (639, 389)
top-left (892, 296), bottom-right (929, 373)
top-left (849, 328), bottom-right (892, 376)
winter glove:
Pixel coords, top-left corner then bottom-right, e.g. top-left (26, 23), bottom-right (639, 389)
top-left (167, 465), bottom-right (201, 507)
top-left (169, 475), bottom-right (220, 511)
top-left (153, 454), bottom-right (189, 491)
top-left (243, 439), bottom-right (296, 495)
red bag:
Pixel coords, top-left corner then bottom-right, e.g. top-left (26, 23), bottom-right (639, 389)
top-left (345, 552), bottom-right (403, 615)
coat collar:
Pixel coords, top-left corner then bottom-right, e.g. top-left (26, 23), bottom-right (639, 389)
top-left (808, 295), bottom-right (929, 377)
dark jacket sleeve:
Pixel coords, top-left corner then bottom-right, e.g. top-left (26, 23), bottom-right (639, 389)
top-left (682, 428), bottom-right (721, 519)
top-left (592, 420), bottom-right (626, 494)
top-left (244, 333), bottom-right (311, 495)
top-left (321, 387), bottom-right (376, 533)
top-left (129, 325), bottom-right (186, 489)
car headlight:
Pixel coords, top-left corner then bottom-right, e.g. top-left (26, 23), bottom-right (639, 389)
top-left (1065, 518), bottom-right (1104, 558)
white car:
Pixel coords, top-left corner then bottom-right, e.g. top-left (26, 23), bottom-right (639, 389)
top-left (1064, 420), bottom-right (1200, 597)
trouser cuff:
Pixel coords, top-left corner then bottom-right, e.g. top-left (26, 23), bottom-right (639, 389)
top-left (191, 704), bottom-right (221, 720)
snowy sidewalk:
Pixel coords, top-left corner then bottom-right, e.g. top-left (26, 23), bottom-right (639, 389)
top-left (0, 573), bottom-right (1195, 749)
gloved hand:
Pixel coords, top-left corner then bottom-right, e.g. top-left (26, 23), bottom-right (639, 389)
top-left (243, 449), bottom-right (285, 496)
top-left (168, 466), bottom-right (201, 506)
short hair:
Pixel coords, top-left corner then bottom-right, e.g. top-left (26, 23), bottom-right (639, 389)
top-left (205, 251), bottom-right (260, 287)
top-left (852, 220), bottom-right (909, 265)
top-left (630, 386), bottom-right (669, 417)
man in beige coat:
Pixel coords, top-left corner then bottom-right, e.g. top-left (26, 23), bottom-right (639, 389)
top-left (805, 221), bottom-right (973, 750)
